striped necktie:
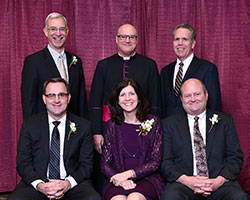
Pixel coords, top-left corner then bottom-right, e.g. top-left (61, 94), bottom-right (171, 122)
top-left (174, 62), bottom-right (184, 97)
top-left (49, 121), bottom-right (61, 179)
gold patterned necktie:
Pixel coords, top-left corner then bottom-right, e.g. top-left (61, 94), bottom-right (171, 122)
top-left (59, 54), bottom-right (67, 81)
top-left (174, 62), bottom-right (184, 97)
top-left (193, 116), bottom-right (209, 177)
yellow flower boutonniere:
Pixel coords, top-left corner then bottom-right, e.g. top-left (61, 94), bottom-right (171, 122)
top-left (69, 56), bottom-right (78, 68)
top-left (67, 121), bottom-right (77, 141)
top-left (208, 114), bottom-right (221, 133)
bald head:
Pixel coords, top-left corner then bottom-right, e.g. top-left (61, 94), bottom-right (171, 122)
top-left (180, 78), bottom-right (208, 116)
top-left (116, 24), bottom-right (138, 36)
top-left (116, 24), bottom-right (138, 57)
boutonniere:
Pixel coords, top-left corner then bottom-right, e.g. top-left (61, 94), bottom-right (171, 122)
top-left (208, 114), bottom-right (221, 133)
top-left (136, 118), bottom-right (155, 136)
top-left (67, 121), bottom-right (77, 141)
top-left (68, 56), bottom-right (78, 68)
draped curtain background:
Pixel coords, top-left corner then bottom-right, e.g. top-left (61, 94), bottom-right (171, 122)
top-left (0, 0), bottom-right (249, 193)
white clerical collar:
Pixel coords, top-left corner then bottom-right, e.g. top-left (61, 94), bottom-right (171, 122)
top-left (118, 52), bottom-right (136, 60)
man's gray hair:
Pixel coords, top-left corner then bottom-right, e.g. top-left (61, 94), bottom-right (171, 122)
top-left (45, 12), bottom-right (67, 28)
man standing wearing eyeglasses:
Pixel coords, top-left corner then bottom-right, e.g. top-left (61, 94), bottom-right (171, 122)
top-left (21, 12), bottom-right (87, 120)
top-left (88, 24), bottom-right (161, 194)
top-left (8, 78), bottom-right (101, 200)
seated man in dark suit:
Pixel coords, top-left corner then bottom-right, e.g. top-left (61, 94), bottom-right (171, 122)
top-left (7, 78), bottom-right (100, 200)
top-left (161, 78), bottom-right (248, 200)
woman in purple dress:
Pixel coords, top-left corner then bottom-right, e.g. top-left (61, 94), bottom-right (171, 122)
top-left (101, 78), bottom-right (164, 200)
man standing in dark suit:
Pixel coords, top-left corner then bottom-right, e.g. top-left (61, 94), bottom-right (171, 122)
top-left (161, 78), bottom-right (248, 200)
top-left (8, 78), bottom-right (100, 200)
top-left (161, 24), bottom-right (221, 118)
top-left (21, 12), bottom-right (87, 119)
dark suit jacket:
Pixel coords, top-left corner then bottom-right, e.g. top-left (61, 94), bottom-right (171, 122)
top-left (21, 47), bottom-right (88, 119)
top-left (160, 55), bottom-right (221, 118)
top-left (161, 109), bottom-right (244, 182)
top-left (16, 112), bottom-right (93, 185)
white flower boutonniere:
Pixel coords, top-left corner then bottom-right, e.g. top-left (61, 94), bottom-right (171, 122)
top-left (208, 114), bottom-right (221, 133)
top-left (137, 118), bottom-right (155, 136)
top-left (68, 121), bottom-right (77, 141)
top-left (69, 56), bottom-right (78, 68)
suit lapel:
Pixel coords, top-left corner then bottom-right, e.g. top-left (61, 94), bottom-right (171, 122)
top-left (39, 113), bottom-right (50, 169)
top-left (178, 113), bottom-right (193, 161)
top-left (205, 109), bottom-right (216, 159)
top-left (42, 47), bottom-right (61, 77)
top-left (65, 51), bottom-right (73, 85)
top-left (183, 56), bottom-right (200, 82)
top-left (63, 114), bottom-right (71, 162)
top-left (168, 61), bottom-right (177, 98)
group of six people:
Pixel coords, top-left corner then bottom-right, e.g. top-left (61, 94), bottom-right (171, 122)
top-left (7, 12), bottom-right (248, 200)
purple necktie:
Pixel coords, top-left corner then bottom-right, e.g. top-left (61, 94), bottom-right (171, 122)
top-left (174, 62), bottom-right (184, 97)
top-left (193, 116), bottom-right (209, 177)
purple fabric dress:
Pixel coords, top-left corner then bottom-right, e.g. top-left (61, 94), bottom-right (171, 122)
top-left (101, 115), bottom-right (164, 200)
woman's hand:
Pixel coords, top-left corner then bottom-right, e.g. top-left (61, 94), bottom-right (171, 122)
top-left (110, 170), bottom-right (135, 186)
top-left (119, 180), bottom-right (136, 190)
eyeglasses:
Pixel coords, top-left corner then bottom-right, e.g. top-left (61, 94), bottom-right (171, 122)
top-left (44, 93), bottom-right (69, 100)
top-left (47, 26), bottom-right (68, 32)
top-left (117, 34), bottom-right (137, 41)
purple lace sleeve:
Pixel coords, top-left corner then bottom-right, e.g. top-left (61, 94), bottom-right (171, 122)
top-left (100, 121), bottom-right (116, 178)
top-left (133, 116), bottom-right (163, 180)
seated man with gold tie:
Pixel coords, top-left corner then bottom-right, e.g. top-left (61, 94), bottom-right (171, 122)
top-left (7, 78), bottom-right (100, 200)
top-left (161, 78), bottom-right (248, 200)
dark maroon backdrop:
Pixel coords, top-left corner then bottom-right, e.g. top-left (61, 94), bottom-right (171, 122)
top-left (0, 0), bottom-right (249, 193)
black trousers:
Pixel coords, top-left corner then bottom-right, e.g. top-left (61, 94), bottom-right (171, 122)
top-left (7, 180), bottom-right (101, 200)
top-left (162, 181), bottom-right (249, 200)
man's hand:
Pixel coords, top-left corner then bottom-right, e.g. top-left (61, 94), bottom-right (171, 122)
top-left (119, 180), bottom-right (136, 190)
top-left (110, 170), bottom-right (135, 186)
top-left (93, 134), bottom-right (104, 154)
top-left (178, 175), bottom-right (209, 191)
top-left (195, 176), bottom-right (227, 196)
top-left (37, 180), bottom-right (71, 199)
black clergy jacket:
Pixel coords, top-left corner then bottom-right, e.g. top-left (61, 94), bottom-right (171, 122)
top-left (89, 53), bottom-right (161, 134)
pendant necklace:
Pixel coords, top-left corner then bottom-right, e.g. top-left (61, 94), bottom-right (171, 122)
top-left (123, 147), bottom-right (138, 158)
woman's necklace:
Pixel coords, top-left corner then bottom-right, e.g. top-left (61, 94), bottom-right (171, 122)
top-left (123, 147), bottom-right (139, 158)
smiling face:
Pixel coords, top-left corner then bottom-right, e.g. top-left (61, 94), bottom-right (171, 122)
top-left (42, 82), bottom-right (71, 120)
top-left (116, 24), bottom-right (138, 57)
top-left (118, 85), bottom-right (138, 114)
top-left (43, 17), bottom-right (68, 53)
top-left (173, 27), bottom-right (195, 61)
top-left (181, 79), bottom-right (208, 116)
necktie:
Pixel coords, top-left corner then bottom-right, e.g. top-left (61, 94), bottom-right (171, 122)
top-left (174, 62), bottom-right (184, 97)
top-left (193, 116), bottom-right (209, 177)
top-left (49, 121), bottom-right (61, 179)
top-left (59, 54), bottom-right (67, 81)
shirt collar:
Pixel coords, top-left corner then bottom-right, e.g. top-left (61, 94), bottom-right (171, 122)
top-left (187, 109), bottom-right (206, 121)
top-left (47, 44), bottom-right (65, 59)
top-left (48, 114), bottom-right (67, 126)
top-left (177, 53), bottom-right (194, 67)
